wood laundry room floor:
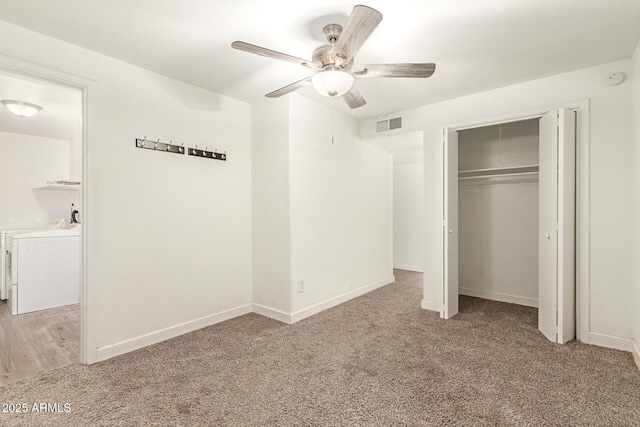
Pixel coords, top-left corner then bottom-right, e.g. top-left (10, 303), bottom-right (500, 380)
top-left (0, 301), bottom-right (79, 386)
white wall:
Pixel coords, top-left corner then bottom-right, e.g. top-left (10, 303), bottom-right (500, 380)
top-left (393, 163), bottom-right (424, 272)
top-left (289, 95), bottom-right (393, 315)
top-left (69, 135), bottom-right (81, 182)
top-left (367, 130), bottom-right (424, 272)
top-left (361, 59), bottom-right (636, 348)
top-left (632, 41), bottom-right (640, 366)
top-left (250, 95), bottom-right (394, 321)
top-left (252, 98), bottom-right (291, 315)
top-left (0, 132), bottom-right (69, 228)
top-left (0, 20), bottom-right (252, 360)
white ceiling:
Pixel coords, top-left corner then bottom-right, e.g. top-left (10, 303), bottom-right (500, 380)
top-left (0, 0), bottom-right (639, 125)
top-left (0, 70), bottom-right (81, 141)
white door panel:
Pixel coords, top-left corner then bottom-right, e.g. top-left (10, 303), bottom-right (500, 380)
top-left (538, 111), bottom-right (557, 341)
top-left (538, 109), bottom-right (576, 343)
top-left (443, 128), bottom-right (459, 319)
top-left (557, 109), bottom-right (576, 343)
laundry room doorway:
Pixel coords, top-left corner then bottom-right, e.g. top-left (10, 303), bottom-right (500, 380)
top-left (0, 57), bottom-right (93, 383)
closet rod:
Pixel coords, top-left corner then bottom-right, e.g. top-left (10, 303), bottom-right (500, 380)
top-left (458, 165), bottom-right (539, 179)
top-left (458, 171), bottom-right (538, 180)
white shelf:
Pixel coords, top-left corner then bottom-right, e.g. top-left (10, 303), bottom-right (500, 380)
top-left (34, 184), bottom-right (81, 192)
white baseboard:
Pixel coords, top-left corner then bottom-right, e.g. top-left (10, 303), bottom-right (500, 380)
top-left (95, 277), bottom-right (396, 363)
top-left (588, 332), bottom-right (633, 352)
top-left (96, 304), bottom-right (252, 362)
top-left (289, 276), bottom-right (395, 324)
top-left (631, 339), bottom-right (640, 370)
top-left (459, 287), bottom-right (538, 308)
top-left (252, 303), bottom-right (292, 324)
top-left (421, 299), bottom-right (438, 312)
top-left (393, 266), bottom-right (424, 273)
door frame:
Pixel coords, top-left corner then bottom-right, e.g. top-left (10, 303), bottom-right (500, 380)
top-left (0, 53), bottom-right (98, 363)
top-left (437, 99), bottom-right (590, 342)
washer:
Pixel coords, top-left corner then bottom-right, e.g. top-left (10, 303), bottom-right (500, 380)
top-left (1, 227), bottom-right (38, 300)
top-left (6, 227), bottom-right (80, 315)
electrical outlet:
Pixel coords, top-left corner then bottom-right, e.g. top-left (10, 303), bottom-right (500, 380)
top-left (297, 280), bottom-right (304, 293)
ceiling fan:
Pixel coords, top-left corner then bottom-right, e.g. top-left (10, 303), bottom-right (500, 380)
top-left (231, 5), bottom-right (436, 108)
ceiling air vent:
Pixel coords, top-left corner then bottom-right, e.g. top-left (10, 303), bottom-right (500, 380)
top-left (389, 116), bottom-right (402, 130)
top-left (376, 116), bottom-right (403, 133)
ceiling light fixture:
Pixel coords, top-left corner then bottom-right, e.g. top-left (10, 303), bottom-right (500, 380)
top-left (311, 69), bottom-right (354, 97)
top-left (1, 99), bottom-right (43, 117)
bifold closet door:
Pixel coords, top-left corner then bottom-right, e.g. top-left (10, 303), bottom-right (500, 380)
top-left (442, 128), bottom-right (458, 319)
top-left (538, 108), bottom-right (576, 343)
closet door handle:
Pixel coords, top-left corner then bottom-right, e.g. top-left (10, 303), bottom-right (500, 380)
top-left (545, 233), bottom-right (551, 239)
top-left (449, 229), bottom-right (453, 234)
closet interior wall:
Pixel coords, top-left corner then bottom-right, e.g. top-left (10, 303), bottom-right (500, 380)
top-left (458, 119), bottom-right (540, 307)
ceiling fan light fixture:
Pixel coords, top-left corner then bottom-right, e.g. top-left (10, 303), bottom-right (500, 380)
top-left (1, 99), bottom-right (43, 117)
top-left (311, 69), bottom-right (354, 97)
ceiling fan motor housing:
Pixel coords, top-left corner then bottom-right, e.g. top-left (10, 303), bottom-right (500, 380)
top-left (323, 24), bottom-right (343, 44)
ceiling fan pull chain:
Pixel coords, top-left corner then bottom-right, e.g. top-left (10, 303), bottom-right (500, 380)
top-left (331, 111), bottom-right (334, 144)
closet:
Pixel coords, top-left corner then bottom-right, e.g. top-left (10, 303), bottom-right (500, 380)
top-left (441, 109), bottom-right (576, 344)
top-left (457, 119), bottom-right (540, 308)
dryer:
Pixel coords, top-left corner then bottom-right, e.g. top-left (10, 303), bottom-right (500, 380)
top-left (6, 226), bottom-right (80, 315)
top-left (1, 227), bottom-right (38, 300)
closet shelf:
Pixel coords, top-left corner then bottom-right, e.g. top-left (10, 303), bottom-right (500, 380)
top-left (458, 165), bottom-right (539, 179)
top-left (33, 184), bottom-right (81, 192)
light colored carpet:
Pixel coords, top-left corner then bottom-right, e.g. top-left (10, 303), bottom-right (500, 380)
top-left (1, 270), bottom-right (639, 426)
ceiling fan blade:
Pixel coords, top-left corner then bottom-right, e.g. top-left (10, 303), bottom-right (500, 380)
top-left (265, 77), bottom-right (312, 98)
top-left (331, 5), bottom-right (383, 67)
top-left (352, 63), bottom-right (436, 78)
top-left (231, 41), bottom-right (318, 70)
top-left (343, 86), bottom-right (366, 109)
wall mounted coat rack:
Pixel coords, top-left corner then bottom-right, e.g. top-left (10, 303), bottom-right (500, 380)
top-left (135, 137), bottom-right (185, 154)
top-left (188, 146), bottom-right (227, 161)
